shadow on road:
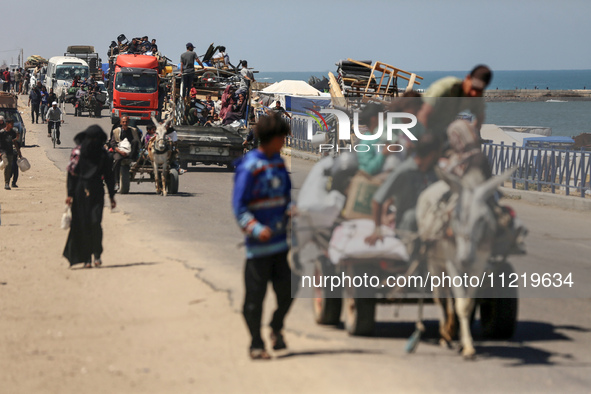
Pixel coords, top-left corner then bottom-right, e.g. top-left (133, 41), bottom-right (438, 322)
top-left (366, 319), bottom-right (591, 342)
top-left (184, 166), bottom-right (233, 174)
top-left (100, 262), bottom-right (160, 269)
top-left (475, 344), bottom-right (584, 366)
top-left (474, 320), bottom-right (591, 342)
top-left (474, 321), bottom-right (591, 366)
top-left (372, 320), bottom-right (441, 339)
top-left (326, 318), bottom-right (590, 366)
top-left (123, 191), bottom-right (198, 198)
top-left (275, 348), bottom-right (382, 359)
top-left (70, 262), bottom-right (159, 270)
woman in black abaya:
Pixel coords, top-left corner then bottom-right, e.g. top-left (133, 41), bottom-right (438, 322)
top-left (63, 125), bottom-right (116, 268)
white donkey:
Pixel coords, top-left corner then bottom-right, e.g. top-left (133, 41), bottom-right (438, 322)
top-left (147, 116), bottom-right (173, 196)
top-left (415, 166), bottom-right (516, 359)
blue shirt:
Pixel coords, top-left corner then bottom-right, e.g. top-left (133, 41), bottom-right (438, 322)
top-left (232, 149), bottom-right (291, 258)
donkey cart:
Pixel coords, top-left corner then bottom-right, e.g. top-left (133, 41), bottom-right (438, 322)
top-left (293, 155), bottom-right (527, 358)
top-left (118, 151), bottom-right (179, 195)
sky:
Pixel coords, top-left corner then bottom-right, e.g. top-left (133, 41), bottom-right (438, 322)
top-left (1, 0), bottom-right (589, 72)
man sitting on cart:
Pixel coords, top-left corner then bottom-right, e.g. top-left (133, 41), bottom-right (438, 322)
top-left (108, 116), bottom-right (141, 190)
top-left (365, 133), bottom-right (440, 245)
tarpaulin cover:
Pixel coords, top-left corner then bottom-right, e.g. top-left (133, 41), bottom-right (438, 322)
top-left (285, 95), bottom-right (331, 115)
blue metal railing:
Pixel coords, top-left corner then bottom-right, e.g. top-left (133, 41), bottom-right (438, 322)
top-left (285, 118), bottom-right (313, 152)
top-left (282, 116), bottom-right (321, 152)
top-left (482, 142), bottom-right (591, 198)
top-left (282, 115), bottom-right (591, 198)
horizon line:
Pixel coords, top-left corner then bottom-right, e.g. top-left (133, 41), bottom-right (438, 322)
top-left (258, 68), bottom-right (591, 73)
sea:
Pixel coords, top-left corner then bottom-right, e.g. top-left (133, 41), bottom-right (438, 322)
top-left (257, 70), bottom-right (591, 137)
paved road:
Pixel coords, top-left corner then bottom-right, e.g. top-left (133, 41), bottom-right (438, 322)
top-left (34, 105), bottom-right (591, 392)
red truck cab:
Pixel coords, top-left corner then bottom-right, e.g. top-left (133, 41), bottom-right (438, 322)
top-left (111, 54), bottom-right (159, 125)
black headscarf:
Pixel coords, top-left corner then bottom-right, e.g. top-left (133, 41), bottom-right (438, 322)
top-left (74, 125), bottom-right (108, 179)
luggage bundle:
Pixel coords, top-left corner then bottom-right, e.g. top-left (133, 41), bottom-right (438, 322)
top-left (0, 92), bottom-right (18, 109)
top-left (294, 152), bottom-right (408, 266)
top-left (25, 55), bottom-right (48, 68)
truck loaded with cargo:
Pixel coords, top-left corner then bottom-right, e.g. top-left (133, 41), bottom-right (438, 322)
top-left (108, 54), bottom-right (161, 125)
top-left (171, 58), bottom-right (249, 170)
top-left (64, 45), bottom-right (102, 79)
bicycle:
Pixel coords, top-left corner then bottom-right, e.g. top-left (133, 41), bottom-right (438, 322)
top-left (49, 120), bottom-right (60, 149)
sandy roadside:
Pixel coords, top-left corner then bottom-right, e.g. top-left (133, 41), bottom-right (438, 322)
top-left (0, 100), bottom-right (365, 394)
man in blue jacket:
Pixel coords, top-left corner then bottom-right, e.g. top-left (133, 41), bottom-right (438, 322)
top-left (232, 114), bottom-right (293, 360)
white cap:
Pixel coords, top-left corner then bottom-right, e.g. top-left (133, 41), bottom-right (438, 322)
top-left (52, 101), bottom-right (58, 106)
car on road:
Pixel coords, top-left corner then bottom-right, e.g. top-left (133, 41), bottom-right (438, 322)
top-left (0, 108), bottom-right (27, 146)
top-left (0, 92), bottom-right (27, 146)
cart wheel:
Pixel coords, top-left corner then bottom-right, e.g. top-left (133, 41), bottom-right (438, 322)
top-left (479, 261), bottom-right (518, 339)
top-left (312, 258), bottom-right (342, 325)
top-left (344, 297), bottom-right (376, 336)
top-left (120, 165), bottom-right (131, 194)
top-left (167, 169), bottom-right (179, 194)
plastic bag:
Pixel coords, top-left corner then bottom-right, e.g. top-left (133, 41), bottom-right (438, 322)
top-left (61, 205), bottom-right (72, 230)
top-left (17, 157), bottom-right (31, 172)
top-left (328, 219), bottom-right (409, 265)
top-left (0, 153), bottom-right (6, 170)
top-left (118, 138), bottom-right (131, 155)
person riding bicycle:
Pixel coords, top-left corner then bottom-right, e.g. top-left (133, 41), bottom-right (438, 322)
top-left (45, 101), bottom-right (64, 145)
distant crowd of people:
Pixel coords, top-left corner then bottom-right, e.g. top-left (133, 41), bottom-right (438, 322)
top-left (1, 64), bottom-right (52, 96)
top-left (2, 67), bottom-right (29, 94)
top-left (109, 34), bottom-right (161, 57)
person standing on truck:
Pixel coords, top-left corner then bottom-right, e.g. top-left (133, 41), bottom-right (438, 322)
top-left (179, 42), bottom-right (203, 98)
top-left (239, 60), bottom-right (255, 91)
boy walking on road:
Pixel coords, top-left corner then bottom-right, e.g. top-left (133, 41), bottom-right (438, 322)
top-left (232, 114), bottom-right (293, 360)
